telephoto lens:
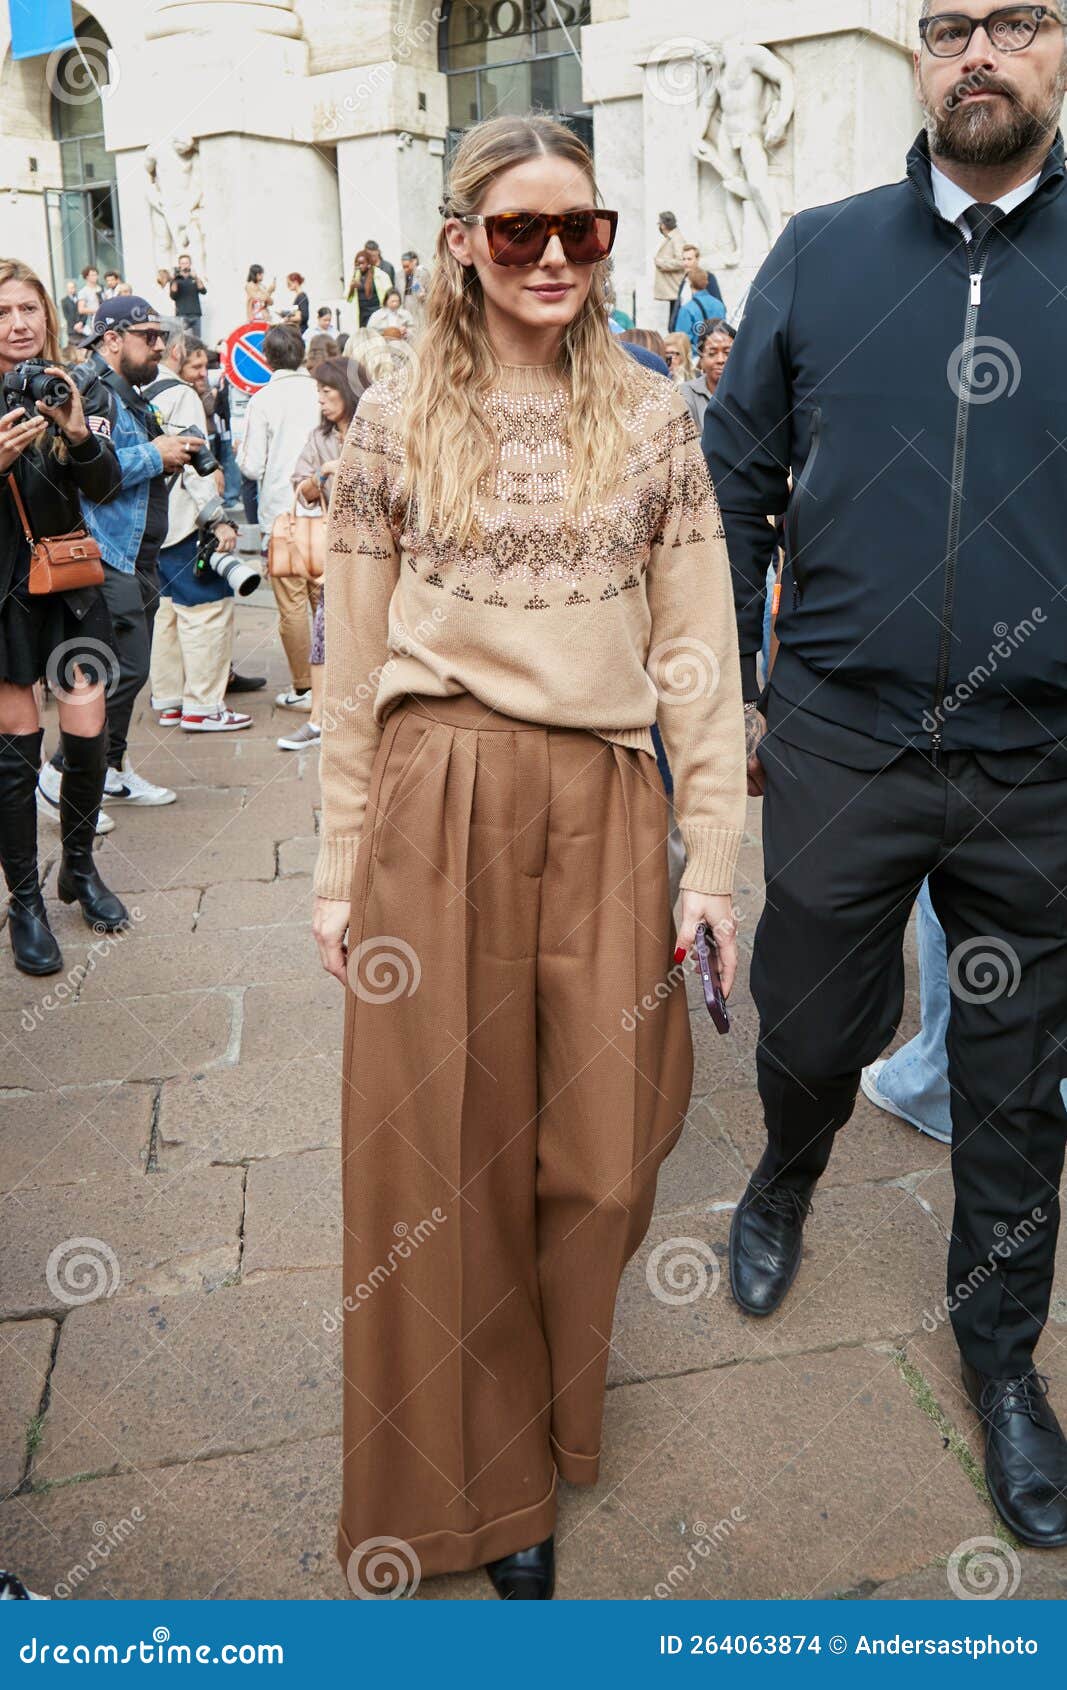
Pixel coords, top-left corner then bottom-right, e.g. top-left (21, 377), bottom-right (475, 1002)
top-left (193, 531), bottom-right (262, 597)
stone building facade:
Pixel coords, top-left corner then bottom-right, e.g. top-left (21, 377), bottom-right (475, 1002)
top-left (0, 0), bottom-right (925, 339)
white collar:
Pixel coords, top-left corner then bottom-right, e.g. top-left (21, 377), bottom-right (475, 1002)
top-left (930, 161), bottom-right (1042, 234)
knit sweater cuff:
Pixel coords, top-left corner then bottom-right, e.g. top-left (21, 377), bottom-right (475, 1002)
top-left (678, 825), bottom-right (743, 897)
top-left (313, 836), bottom-right (359, 902)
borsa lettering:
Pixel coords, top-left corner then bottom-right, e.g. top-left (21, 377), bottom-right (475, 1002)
top-left (457, 0), bottom-right (589, 48)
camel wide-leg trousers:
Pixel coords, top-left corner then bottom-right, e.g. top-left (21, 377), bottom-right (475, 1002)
top-left (336, 692), bottom-right (694, 1590)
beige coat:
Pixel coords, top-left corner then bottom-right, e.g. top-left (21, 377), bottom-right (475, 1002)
top-left (653, 228), bottom-right (688, 301)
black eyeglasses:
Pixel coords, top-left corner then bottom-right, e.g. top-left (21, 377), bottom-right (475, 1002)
top-left (919, 5), bottom-right (1063, 56)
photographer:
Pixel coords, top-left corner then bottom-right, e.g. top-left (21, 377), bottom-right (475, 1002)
top-left (0, 258), bottom-right (127, 977)
top-left (40, 297), bottom-right (207, 811)
top-left (169, 253), bottom-right (206, 332)
top-left (144, 330), bottom-right (251, 732)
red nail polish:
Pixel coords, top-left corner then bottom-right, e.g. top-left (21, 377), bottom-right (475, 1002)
top-left (674, 946), bottom-right (686, 963)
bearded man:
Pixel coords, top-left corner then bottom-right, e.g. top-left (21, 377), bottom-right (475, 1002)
top-left (704, 2), bottom-right (1067, 1548)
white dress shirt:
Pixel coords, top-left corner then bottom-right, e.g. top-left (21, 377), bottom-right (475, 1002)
top-left (929, 160), bottom-right (1042, 238)
top-left (236, 368), bottom-right (321, 532)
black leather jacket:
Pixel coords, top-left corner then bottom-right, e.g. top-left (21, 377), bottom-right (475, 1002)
top-left (0, 368), bottom-right (121, 618)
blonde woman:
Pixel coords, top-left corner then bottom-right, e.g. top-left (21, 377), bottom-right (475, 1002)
top-left (664, 330), bottom-right (694, 384)
top-left (312, 115), bottom-right (746, 1599)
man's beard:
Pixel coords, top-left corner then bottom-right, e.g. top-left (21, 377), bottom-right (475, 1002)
top-left (920, 66), bottom-right (1066, 165)
top-left (119, 347), bottom-right (157, 387)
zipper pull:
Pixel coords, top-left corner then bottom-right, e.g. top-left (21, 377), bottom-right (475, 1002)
top-left (930, 729), bottom-right (943, 769)
top-left (970, 273), bottom-right (981, 305)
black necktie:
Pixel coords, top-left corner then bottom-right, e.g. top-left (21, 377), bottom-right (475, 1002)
top-left (961, 201), bottom-right (1004, 241)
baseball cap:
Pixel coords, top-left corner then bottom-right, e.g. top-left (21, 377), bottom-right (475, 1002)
top-left (84, 295), bottom-right (164, 343)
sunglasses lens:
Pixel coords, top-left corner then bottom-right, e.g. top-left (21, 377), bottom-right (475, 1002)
top-left (561, 212), bottom-right (614, 262)
top-left (491, 214), bottom-right (549, 265)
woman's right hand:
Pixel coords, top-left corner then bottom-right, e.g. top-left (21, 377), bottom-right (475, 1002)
top-left (313, 896), bottom-right (351, 985)
top-left (0, 406), bottom-right (48, 473)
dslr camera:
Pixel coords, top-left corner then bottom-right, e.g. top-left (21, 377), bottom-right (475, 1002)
top-left (171, 423), bottom-right (218, 478)
top-left (193, 530), bottom-right (262, 598)
top-left (1, 359), bottom-right (97, 418)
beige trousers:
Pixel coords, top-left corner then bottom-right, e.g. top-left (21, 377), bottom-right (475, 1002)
top-left (271, 574), bottom-right (322, 694)
top-left (149, 595), bottom-right (234, 715)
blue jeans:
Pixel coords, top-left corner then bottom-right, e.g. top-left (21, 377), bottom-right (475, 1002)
top-left (217, 437), bottom-right (242, 504)
top-left (876, 880), bottom-right (952, 1138)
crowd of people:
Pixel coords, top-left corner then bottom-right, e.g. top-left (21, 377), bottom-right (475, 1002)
top-left (4, 0), bottom-right (1065, 1606)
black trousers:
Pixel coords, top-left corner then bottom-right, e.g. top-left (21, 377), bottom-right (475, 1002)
top-left (751, 721), bottom-right (1067, 1378)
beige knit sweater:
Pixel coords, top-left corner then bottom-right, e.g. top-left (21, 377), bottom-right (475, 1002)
top-left (314, 359), bottom-right (747, 902)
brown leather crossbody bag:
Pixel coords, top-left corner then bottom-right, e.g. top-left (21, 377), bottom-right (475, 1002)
top-left (6, 468), bottom-right (105, 596)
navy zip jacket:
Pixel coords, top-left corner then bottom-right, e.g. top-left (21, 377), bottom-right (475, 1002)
top-left (704, 130), bottom-right (1067, 758)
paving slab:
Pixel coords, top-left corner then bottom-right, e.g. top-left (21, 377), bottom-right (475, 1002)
top-left (196, 876), bottom-right (314, 931)
top-left (549, 1347), bottom-right (994, 1600)
top-left (608, 1183), bottom-right (946, 1386)
top-left (0, 1435), bottom-right (347, 1599)
top-left (871, 1548), bottom-right (1067, 1600)
top-left (0, 993), bottom-right (236, 1089)
top-left (156, 1055), bottom-right (341, 1168)
top-left (0, 1087), bottom-right (153, 1194)
top-left (653, 1095), bottom-right (750, 1215)
top-left (0, 1165), bottom-right (244, 1320)
top-left (77, 927), bottom-right (316, 1002)
top-left (35, 1270), bottom-right (342, 1483)
top-left (244, 1150), bottom-right (341, 1278)
top-left (0, 1318), bottom-right (55, 1495)
top-left (239, 979), bottom-right (343, 1064)
top-left (278, 836), bottom-right (320, 878)
top-left (43, 886), bottom-right (202, 941)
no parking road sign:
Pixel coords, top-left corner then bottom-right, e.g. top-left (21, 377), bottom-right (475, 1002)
top-left (223, 322), bottom-right (272, 393)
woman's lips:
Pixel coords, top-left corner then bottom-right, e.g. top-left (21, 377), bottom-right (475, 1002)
top-left (528, 284), bottom-right (571, 297)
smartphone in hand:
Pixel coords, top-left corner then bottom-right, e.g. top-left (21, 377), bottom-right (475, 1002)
top-left (694, 920), bottom-right (730, 1035)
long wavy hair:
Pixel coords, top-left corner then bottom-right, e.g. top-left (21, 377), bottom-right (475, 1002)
top-left (398, 115), bottom-right (635, 547)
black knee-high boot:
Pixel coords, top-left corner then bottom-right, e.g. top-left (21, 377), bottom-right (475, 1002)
top-left (55, 729), bottom-right (128, 931)
top-left (0, 731), bottom-right (62, 976)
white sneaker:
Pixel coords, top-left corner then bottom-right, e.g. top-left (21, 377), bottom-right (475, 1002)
top-left (104, 763), bottom-right (176, 806)
top-left (0, 1570), bottom-right (48, 1599)
top-left (275, 689), bottom-right (312, 711)
top-left (181, 708), bottom-right (252, 733)
top-left (277, 721), bottom-right (321, 751)
top-left (36, 763), bottom-right (114, 834)
top-left (860, 1059), bottom-right (952, 1145)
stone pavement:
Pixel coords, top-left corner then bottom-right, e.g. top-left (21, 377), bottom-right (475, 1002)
top-left (1, 594), bottom-right (1065, 1603)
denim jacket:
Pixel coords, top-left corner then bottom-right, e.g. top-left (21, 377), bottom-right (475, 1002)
top-left (80, 356), bottom-right (164, 574)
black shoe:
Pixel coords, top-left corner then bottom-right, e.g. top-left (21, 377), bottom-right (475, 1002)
top-left (227, 668), bottom-right (266, 694)
top-left (485, 1535), bottom-right (555, 1599)
top-left (56, 729), bottom-right (128, 933)
top-left (0, 730), bottom-right (63, 976)
top-left (729, 1165), bottom-right (815, 1316)
top-left (961, 1362), bottom-right (1067, 1547)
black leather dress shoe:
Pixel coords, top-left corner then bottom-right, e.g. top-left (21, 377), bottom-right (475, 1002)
top-left (729, 1168), bottom-right (815, 1316)
top-left (227, 668), bottom-right (267, 694)
top-left (485, 1535), bottom-right (555, 1599)
top-left (961, 1362), bottom-right (1067, 1547)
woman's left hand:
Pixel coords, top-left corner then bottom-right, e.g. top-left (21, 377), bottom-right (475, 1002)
top-left (674, 891), bottom-right (738, 999)
top-left (35, 367), bottom-right (88, 445)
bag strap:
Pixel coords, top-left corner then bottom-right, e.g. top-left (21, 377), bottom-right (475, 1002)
top-left (5, 471), bottom-right (37, 548)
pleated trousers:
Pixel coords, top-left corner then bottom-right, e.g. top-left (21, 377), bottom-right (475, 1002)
top-left (335, 691), bottom-right (693, 1589)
